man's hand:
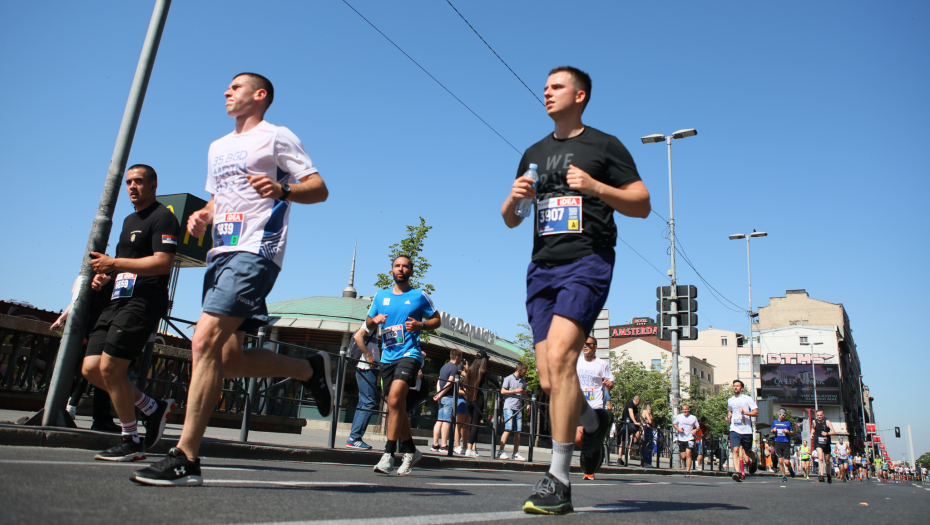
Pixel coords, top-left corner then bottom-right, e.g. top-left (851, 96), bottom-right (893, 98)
top-left (188, 209), bottom-right (212, 237)
top-left (248, 175), bottom-right (283, 199)
top-left (509, 175), bottom-right (537, 203)
top-left (566, 164), bottom-right (601, 196)
top-left (91, 273), bottom-right (112, 291)
top-left (89, 253), bottom-right (117, 274)
top-left (603, 379), bottom-right (614, 390)
top-left (405, 317), bottom-right (422, 332)
top-left (372, 314), bottom-right (388, 325)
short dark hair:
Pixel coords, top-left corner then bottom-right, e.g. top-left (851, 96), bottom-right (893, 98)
top-left (234, 72), bottom-right (274, 110)
top-left (392, 254), bottom-right (413, 266)
top-left (127, 164), bottom-right (157, 182)
top-left (733, 379), bottom-right (745, 388)
top-left (549, 66), bottom-right (592, 109)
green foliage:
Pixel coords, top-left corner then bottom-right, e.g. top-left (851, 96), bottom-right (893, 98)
top-left (374, 217), bottom-right (435, 295)
top-left (917, 452), bottom-right (930, 469)
top-left (685, 381), bottom-right (732, 439)
top-left (513, 323), bottom-right (540, 392)
top-left (609, 350), bottom-right (672, 428)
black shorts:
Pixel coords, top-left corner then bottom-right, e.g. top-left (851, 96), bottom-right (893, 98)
top-left (678, 441), bottom-right (695, 453)
top-left (381, 357), bottom-right (422, 390)
top-left (815, 442), bottom-right (831, 454)
top-left (773, 442), bottom-right (791, 458)
top-left (86, 298), bottom-right (165, 361)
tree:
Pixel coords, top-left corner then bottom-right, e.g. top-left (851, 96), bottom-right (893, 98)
top-left (374, 217), bottom-right (435, 294)
top-left (917, 452), bottom-right (930, 470)
top-left (685, 381), bottom-right (731, 440)
top-left (609, 350), bottom-right (672, 428)
top-left (513, 323), bottom-right (539, 392)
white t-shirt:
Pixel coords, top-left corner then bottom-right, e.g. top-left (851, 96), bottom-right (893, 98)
top-left (673, 413), bottom-right (698, 442)
top-left (727, 394), bottom-right (757, 435)
top-left (206, 120), bottom-right (318, 269)
top-left (835, 443), bottom-right (848, 459)
top-left (577, 355), bottom-right (611, 410)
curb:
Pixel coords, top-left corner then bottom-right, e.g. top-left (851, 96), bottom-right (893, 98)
top-left (0, 424), bottom-right (745, 477)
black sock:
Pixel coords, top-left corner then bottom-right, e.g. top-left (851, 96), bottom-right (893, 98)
top-left (385, 440), bottom-right (397, 455)
top-left (402, 439), bottom-right (416, 454)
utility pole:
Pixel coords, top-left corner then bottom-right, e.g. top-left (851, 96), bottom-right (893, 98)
top-left (667, 136), bottom-right (680, 416)
top-left (41, 0), bottom-right (172, 426)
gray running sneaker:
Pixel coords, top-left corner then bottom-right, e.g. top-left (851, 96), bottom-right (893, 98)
top-left (397, 449), bottom-right (423, 476)
top-left (374, 453), bottom-right (394, 474)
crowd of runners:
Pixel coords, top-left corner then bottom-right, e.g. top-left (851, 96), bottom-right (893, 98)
top-left (57, 66), bottom-right (922, 516)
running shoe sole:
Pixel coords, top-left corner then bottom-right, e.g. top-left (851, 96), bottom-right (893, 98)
top-left (95, 451), bottom-right (146, 462)
top-left (397, 450), bottom-right (423, 476)
top-left (523, 502), bottom-right (573, 515)
top-left (732, 473), bottom-right (742, 482)
top-left (579, 408), bottom-right (613, 475)
top-left (144, 398), bottom-right (175, 450)
top-left (130, 474), bottom-right (203, 487)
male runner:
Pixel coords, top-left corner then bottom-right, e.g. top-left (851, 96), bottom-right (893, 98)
top-left (834, 437), bottom-right (849, 482)
top-left (132, 73), bottom-right (334, 486)
top-left (576, 336), bottom-right (613, 480)
top-left (672, 405), bottom-right (698, 477)
top-left (770, 408), bottom-right (794, 482)
top-left (501, 66), bottom-right (650, 514)
top-left (726, 379), bottom-right (758, 482)
top-left (812, 410), bottom-right (836, 483)
top-left (498, 362), bottom-right (528, 460)
top-left (83, 164), bottom-right (178, 461)
top-left (368, 255), bottom-right (440, 476)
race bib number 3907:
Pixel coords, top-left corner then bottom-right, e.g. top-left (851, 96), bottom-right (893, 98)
top-left (111, 272), bottom-right (137, 300)
top-left (214, 213), bottom-right (243, 248)
top-left (537, 197), bottom-right (582, 236)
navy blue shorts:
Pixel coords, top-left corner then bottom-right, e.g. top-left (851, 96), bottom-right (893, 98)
top-left (729, 431), bottom-right (753, 452)
top-left (525, 251), bottom-right (614, 345)
top-left (202, 251), bottom-right (280, 332)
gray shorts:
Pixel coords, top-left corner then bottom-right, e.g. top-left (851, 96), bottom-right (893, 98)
top-left (202, 251), bottom-right (279, 332)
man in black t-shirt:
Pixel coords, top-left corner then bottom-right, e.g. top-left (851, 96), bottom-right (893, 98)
top-left (617, 395), bottom-right (642, 465)
top-left (502, 66), bottom-right (651, 515)
top-left (83, 164), bottom-right (180, 462)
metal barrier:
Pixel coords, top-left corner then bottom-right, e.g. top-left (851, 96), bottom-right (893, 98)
top-left (0, 315), bottom-right (62, 395)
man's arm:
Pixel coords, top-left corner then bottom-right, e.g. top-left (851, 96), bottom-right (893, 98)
top-left (627, 407), bottom-right (639, 424)
top-left (501, 175), bottom-right (535, 228)
top-left (743, 405), bottom-right (759, 417)
top-left (247, 172), bottom-right (328, 205)
top-left (88, 251), bottom-right (175, 277)
top-left (188, 197), bottom-right (215, 237)
top-left (404, 311), bottom-right (441, 332)
top-left (352, 327), bottom-right (374, 364)
top-left (365, 314), bottom-right (387, 332)
top-left (826, 421), bottom-right (836, 435)
top-left (565, 166), bottom-right (651, 219)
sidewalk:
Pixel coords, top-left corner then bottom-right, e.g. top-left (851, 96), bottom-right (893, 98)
top-left (0, 408), bottom-right (745, 477)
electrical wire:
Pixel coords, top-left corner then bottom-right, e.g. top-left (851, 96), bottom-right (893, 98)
top-left (444, 0), bottom-right (544, 107)
top-left (617, 235), bottom-right (669, 281)
top-left (675, 235), bottom-right (746, 312)
top-left (340, 0), bottom-right (522, 154)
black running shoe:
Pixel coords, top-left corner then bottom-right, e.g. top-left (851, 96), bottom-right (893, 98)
top-left (305, 352), bottom-right (334, 418)
top-left (749, 458), bottom-right (758, 475)
top-left (143, 398), bottom-right (175, 450)
top-left (95, 436), bottom-right (145, 462)
top-left (131, 447), bottom-right (202, 486)
top-left (818, 476), bottom-right (825, 482)
top-left (579, 408), bottom-right (613, 475)
top-left (523, 473), bottom-right (573, 515)
top-left (732, 472), bottom-right (742, 482)
top-left (827, 473), bottom-right (832, 484)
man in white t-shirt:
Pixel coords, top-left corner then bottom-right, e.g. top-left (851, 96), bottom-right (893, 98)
top-left (726, 379), bottom-right (758, 482)
top-left (672, 405), bottom-right (699, 477)
top-left (834, 438), bottom-right (849, 481)
top-left (133, 73), bottom-right (334, 487)
top-left (575, 336), bottom-right (613, 480)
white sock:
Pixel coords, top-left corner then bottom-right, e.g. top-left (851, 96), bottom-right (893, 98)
top-left (578, 397), bottom-right (599, 433)
top-left (549, 441), bottom-right (574, 486)
top-left (121, 420), bottom-right (140, 443)
top-left (135, 394), bottom-right (157, 416)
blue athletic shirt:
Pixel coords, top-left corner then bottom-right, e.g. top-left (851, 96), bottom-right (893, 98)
top-left (771, 419), bottom-right (792, 443)
top-left (367, 287), bottom-right (436, 364)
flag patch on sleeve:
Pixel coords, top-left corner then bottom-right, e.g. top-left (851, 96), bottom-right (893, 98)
top-left (162, 235), bottom-right (178, 245)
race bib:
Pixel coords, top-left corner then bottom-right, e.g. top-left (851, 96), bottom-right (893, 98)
top-left (537, 196), bottom-right (582, 236)
top-left (688, 441), bottom-right (694, 449)
top-left (818, 437), bottom-right (827, 444)
top-left (214, 213), bottom-right (244, 248)
top-left (111, 273), bottom-right (137, 299)
top-left (582, 388), bottom-right (596, 402)
top-left (777, 428), bottom-right (786, 436)
top-left (382, 324), bottom-right (405, 347)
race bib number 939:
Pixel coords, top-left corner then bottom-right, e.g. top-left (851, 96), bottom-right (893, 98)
top-left (214, 213), bottom-right (243, 248)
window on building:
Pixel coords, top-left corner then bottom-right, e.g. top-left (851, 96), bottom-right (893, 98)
top-left (738, 355), bottom-right (750, 372)
top-left (700, 370), bottom-right (705, 379)
top-left (708, 374), bottom-right (712, 383)
top-left (721, 337), bottom-right (728, 346)
top-left (693, 367), bottom-right (697, 376)
top-left (651, 359), bottom-right (661, 371)
top-left (800, 336), bottom-right (808, 344)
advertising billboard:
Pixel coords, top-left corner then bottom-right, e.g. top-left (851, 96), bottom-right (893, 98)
top-left (866, 423), bottom-right (876, 433)
top-left (759, 364), bottom-right (840, 405)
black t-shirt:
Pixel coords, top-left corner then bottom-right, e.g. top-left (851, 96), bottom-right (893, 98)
top-left (622, 399), bottom-right (638, 422)
top-left (516, 126), bottom-right (641, 263)
top-left (438, 361), bottom-right (459, 396)
top-left (113, 201), bottom-right (180, 302)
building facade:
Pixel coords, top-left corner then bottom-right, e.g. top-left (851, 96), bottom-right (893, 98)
top-left (678, 327), bottom-right (745, 389)
top-left (611, 338), bottom-right (716, 397)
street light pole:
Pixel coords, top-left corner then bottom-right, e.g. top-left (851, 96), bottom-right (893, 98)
top-left (801, 340), bottom-right (824, 412)
top-left (728, 231), bottom-right (767, 402)
top-left (642, 129), bottom-right (697, 416)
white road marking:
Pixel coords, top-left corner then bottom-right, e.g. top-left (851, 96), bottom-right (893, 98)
top-left (630, 481), bottom-right (670, 485)
top-left (427, 483), bottom-right (619, 487)
top-left (239, 505), bottom-right (637, 525)
top-left (206, 480), bottom-right (376, 487)
top-left (0, 460), bottom-right (284, 472)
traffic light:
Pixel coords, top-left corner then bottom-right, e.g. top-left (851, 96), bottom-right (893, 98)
top-left (656, 285), bottom-right (698, 340)
top-left (895, 427), bottom-right (901, 438)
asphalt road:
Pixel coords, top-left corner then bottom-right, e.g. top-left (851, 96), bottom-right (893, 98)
top-left (1, 446), bottom-right (927, 525)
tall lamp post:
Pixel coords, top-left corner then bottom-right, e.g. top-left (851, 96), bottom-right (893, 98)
top-left (728, 231), bottom-right (767, 401)
top-left (800, 340), bottom-right (824, 411)
top-left (641, 129), bottom-right (697, 415)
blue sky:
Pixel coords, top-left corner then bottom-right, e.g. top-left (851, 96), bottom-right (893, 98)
top-left (2, 1), bottom-right (927, 461)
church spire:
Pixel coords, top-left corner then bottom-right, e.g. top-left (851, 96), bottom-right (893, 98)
top-left (342, 240), bottom-right (357, 298)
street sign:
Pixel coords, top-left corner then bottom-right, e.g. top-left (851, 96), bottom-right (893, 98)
top-left (873, 435), bottom-right (882, 443)
top-left (866, 423), bottom-right (876, 433)
top-left (156, 193), bottom-right (212, 267)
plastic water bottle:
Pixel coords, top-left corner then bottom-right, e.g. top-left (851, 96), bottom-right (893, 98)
top-left (514, 163), bottom-right (538, 218)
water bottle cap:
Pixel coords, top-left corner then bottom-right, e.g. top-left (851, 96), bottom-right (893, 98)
top-left (528, 163), bottom-right (538, 170)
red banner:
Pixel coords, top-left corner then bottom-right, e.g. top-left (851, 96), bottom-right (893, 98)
top-left (879, 443), bottom-right (886, 450)
top-left (866, 423), bottom-right (876, 433)
top-left (872, 435), bottom-right (882, 443)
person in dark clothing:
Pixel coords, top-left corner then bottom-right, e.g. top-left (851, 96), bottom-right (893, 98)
top-left (463, 351), bottom-right (497, 457)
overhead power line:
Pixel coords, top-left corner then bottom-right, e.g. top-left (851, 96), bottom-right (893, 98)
top-left (340, 0), bottom-right (521, 155)
top-left (617, 235), bottom-right (669, 281)
top-left (445, 0), bottom-right (544, 107)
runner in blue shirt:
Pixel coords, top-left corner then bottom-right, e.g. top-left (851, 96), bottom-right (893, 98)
top-left (366, 255), bottom-right (440, 476)
top-left (770, 408), bottom-right (794, 482)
